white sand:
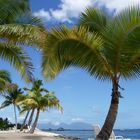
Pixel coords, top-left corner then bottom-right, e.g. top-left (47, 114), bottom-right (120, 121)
top-left (0, 129), bottom-right (60, 136)
top-left (34, 128), bottom-right (61, 137)
top-left (0, 129), bottom-right (77, 140)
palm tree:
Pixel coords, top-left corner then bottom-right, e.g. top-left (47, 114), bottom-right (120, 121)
top-left (16, 80), bottom-right (48, 130)
top-left (41, 6), bottom-right (140, 139)
top-left (19, 80), bottom-right (62, 133)
top-left (23, 80), bottom-right (49, 127)
top-left (0, 0), bottom-right (46, 82)
top-left (0, 87), bottom-right (23, 130)
top-left (26, 91), bottom-right (62, 133)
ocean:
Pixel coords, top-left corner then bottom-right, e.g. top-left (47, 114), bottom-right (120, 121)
top-left (43, 129), bottom-right (140, 140)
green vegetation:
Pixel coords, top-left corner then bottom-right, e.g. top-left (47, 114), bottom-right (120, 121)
top-left (1, 0), bottom-right (140, 139)
top-left (0, 70), bottom-right (11, 92)
top-left (0, 118), bottom-right (14, 130)
top-left (0, 87), bottom-right (23, 130)
top-left (18, 80), bottom-right (63, 133)
top-left (0, 80), bottom-right (62, 133)
top-left (0, 0), bottom-right (45, 82)
top-left (41, 6), bottom-right (140, 139)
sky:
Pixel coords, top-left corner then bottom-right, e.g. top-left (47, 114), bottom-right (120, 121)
top-left (1, 0), bottom-right (140, 129)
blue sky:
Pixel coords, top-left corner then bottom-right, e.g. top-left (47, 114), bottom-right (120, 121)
top-left (1, 0), bottom-right (140, 129)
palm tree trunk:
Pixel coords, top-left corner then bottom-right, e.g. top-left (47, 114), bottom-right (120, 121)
top-left (20, 109), bottom-right (30, 131)
top-left (30, 108), bottom-right (40, 133)
top-left (28, 108), bottom-right (34, 126)
top-left (96, 78), bottom-right (119, 140)
top-left (13, 104), bottom-right (17, 131)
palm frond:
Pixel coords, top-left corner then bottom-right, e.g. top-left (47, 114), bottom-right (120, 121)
top-left (0, 24), bottom-right (46, 47)
top-left (0, 43), bottom-right (34, 82)
top-left (79, 7), bottom-right (107, 32)
top-left (100, 5), bottom-right (140, 79)
top-left (0, 100), bottom-right (12, 109)
top-left (0, 0), bottom-right (30, 24)
top-left (14, 12), bottom-right (44, 29)
top-left (0, 70), bottom-right (11, 83)
top-left (42, 26), bottom-right (113, 81)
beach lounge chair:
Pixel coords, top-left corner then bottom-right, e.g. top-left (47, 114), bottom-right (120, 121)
top-left (88, 124), bottom-right (131, 140)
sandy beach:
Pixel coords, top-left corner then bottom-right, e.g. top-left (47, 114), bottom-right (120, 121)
top-left (0, 130), bottom-right (79, 140)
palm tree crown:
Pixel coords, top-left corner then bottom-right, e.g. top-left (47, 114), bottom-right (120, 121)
top-left (42, 6), bottom-right (140, 81)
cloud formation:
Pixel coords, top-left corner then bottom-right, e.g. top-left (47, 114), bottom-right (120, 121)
top-left (71, 117), bottom-right (85, 122)
top-left (34, 9), bottom-right (51, 21)
top-left (34, 0), bottom-right (140, 23)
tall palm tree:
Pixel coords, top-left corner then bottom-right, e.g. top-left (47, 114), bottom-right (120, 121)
top-left (19, 80), bottom-right (62, 133)
top-left (0, 87), bottom-right (23, 130)
top-left (23, 80), bottom-right (49, 127)
top-left (16, 80), bottom-right (49, 130)
top-left (41, 6), bottom-right (140, 139)
top-left (26, 91), bottom-right (62, 133)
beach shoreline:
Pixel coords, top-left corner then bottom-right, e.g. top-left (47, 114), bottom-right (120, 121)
top-left (0, 129), bottom-right (79, 140)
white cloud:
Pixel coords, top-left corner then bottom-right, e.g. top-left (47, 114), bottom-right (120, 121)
top-left (95, 0), bottom-right (140, 12)
top-left (33, 0), bottom-right (92, 23)
top-left (71, 117), bottom-right (84, 122)
top-left (39, 118), bottom-right (50, 123)
top-left (39, 117), bottom-right (61, 126)
top-left (34, 9), bottom-right (51, 21)
top-left (50, 0), bottom-right (92, 23)
top-left (52, 121), bottom-right (61, 126)
top-left (33, 0), bottom-right (140, 23)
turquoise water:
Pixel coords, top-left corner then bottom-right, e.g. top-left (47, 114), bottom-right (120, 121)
top-left (44, 130), bottom-right (140, 140)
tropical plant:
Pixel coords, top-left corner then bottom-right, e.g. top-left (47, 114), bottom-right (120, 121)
top-left (0, 87), bottom-right (23, 130)
top-left (41, 6), bottom-right (140, 139)
top-left (0, 0), bottom-right (30, 25)
top-left (22, 80), bottom-right (49, 127)
top-left (19, 80), bottom-right (63, 133)
top-left (27, 91), bottom-right (63, 133)
top-left (0, 0), bottom-right (46, 82)
top-left (0, 0), bottom-right (44, 28)
top-left (0, 117), bottom-right (14, 130)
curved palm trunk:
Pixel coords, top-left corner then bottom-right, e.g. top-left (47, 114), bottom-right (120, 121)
top-left (96, 78), bottom-right (119, 140)
top-left (20, 109), bottom-right (30, 131)
top-left (13, 104), bottom-right (17, 131)
top-left (30, 108), bottom-right (40, 134)
top-left (28, 108), bottom-right (35, 126)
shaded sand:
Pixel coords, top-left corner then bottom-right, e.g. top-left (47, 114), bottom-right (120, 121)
top-left (0, 130), bottom-right (79, 140)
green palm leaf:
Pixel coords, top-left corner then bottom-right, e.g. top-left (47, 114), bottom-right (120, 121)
top-left (0, 24), bottom-right (46, 47)
top-left (42, 26), bottom-right (112, 80)
top-left (79, 7), bottom-right (107, 32)
top-left (0, 43), bottom-right (34, 82)
top-left (0, 70), bottom-right (11, 92)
